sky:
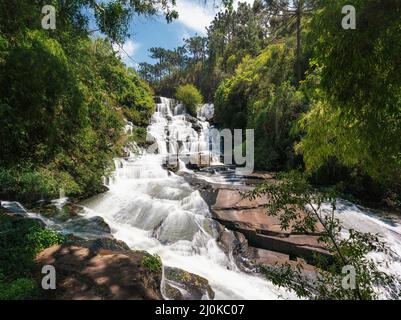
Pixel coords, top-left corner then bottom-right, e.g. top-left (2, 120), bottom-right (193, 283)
top-left (112, 0), bottom-right (254, 67)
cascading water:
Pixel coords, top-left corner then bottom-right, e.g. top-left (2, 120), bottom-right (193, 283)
top-left (78, 97), bottom-right (401, 299)
top-left (80, 97), bottom-right (293, 299)
top-left (2, 97), bottom-right (400, 299)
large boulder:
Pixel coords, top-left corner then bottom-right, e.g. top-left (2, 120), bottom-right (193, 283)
top-left (36, 244), bottom-right (163, 300)
top-left (163, 266), bottom-right (215, 300)
top-left (210, 188), bottom-right (330, 264)
top-left (217, 229), bottom-right (258, 272)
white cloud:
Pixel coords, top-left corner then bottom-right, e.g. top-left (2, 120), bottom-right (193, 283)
top-left (174, 0), bottom-right (256, 35)
top-left (112, 40), bottom-right (140, 67)
top-left (175, 0), bottom-right (215, 34)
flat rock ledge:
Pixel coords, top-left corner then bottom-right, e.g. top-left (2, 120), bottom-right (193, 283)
top-left (211, 188), bottom-right (330, 264)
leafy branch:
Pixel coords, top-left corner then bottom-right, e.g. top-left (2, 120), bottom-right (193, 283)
top-left (245, 171), bottom-right (400, 299)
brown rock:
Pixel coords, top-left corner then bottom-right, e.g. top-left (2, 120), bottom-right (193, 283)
top-left (163, 266), bottom-right (215, 300)
top-left (36, 245), bottom-right (163, 300)
top-left (213, 188), bottom-right (269, 210)
top-left (210, 188), bottom-right (330, 265)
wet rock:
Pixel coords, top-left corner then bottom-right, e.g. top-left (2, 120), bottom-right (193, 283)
top-left (163, 266), bottom-right (215, 300)
top-left (184, 114), bottom-right (203, 133)
top-left (31, 201), bottom-right (83, 222)
top-left (61, 216), bottom-right (112, 240)
top-left (36, 245), bottom-right (163, 300)
top-left (217, 229), bottom-right (257, 272)
top-left (177, 171), bottom-right (218, 208)
top-left (0, 209), bottom-right (45, 229)
top-left (0, 204), bottom-right (46, 227)
top-left (176, 180), bottom-right (330, 265)
top-left (163, 282), bottom-right (183, 300)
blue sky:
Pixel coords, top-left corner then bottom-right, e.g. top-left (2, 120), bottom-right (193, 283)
top-left (111, 0), bottom-right (253, 67)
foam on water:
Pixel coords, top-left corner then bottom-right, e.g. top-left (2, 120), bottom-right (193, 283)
top-left (3, 98), bottom-right (400, 299)
top-left (80, 98), bottom-right (401, 299)
top-left (80, 98), bottom-right (295, 299)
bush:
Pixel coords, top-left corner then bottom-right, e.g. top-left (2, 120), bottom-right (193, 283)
top-left (0, 276), bottom-right (38, 300)
top-left (0, 165), bottom-right (80, 201)
top-left (142, 253), bottom-right (162, 272)
top-left (175, 84), bottom-right (203, 116)
top-left (0, 213), bottom-right (65, 299)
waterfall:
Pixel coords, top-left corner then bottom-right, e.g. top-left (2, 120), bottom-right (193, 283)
top-left (81, 97), bottom-right (294, 299)
top-left (79, 97), bottom-right (401, 299)
top-left (3, 97), bottom-right (398, 299)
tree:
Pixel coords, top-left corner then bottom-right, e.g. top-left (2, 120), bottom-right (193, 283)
top-left (296, 0), bottom-right (401, 188)
top-left (246, 172), bottom-right (401, 299)
top-left (184, 35), bottom-right (208, 62)
top-left (175, 84), bottom-right (203, 116)
top-left (0, 1), bottom-right (155, 200)
top-left (0, 0), bottom-right (178, 43)
top-left (264, 0), bottom-right (317, 81)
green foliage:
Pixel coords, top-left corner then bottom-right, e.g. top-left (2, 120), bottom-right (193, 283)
top-left (0, 165), bottom-right (80, 201)
top-left (0, 2), bottom-right (155, 201)
top-left (0, 276), bottom-right (38, 300)
top-left (0, 213), bottom-right (64, 299)
top-left (139, 2), bottom-right (269, 100)
top-left (0, 214), bottom-right (64, 277)
top-left (0, 0), bottom-right (177, 42)
top-left (175, 84), bottom-right (203, 116)
top-left (246, 172), bottom-right (400, 299)
top-left (215, 44), bottom-right (304, 170)
top-left (27, 228), bottom-right (65, 255)
top-left (297, 0), bottom-right (401, 187)
top-left (142, 253), bottom-right (162, 272)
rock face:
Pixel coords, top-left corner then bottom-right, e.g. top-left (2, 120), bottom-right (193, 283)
top-left (36, 243), bottom-right (163, 300)
top-left (163, 267), bottom-right (215, 300)
top-left (184, 114), bottom-right (203, 133)
top-left (211, 188), bottom-right (330, 265)
top-left (217, 229), bottom-right (258, 272)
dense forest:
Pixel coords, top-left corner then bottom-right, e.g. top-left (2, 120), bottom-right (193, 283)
top-left (0, 0), bottom-right (171, 201)
top-left (139, 0), bottom-right (401, 209)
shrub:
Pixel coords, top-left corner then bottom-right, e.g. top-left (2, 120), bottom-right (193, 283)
top-left (0, 276), bottom-right (39, 300)
top-left (27, 228), bottom-right (65, 255)
top-left (0, 165), bottom-right (80, 201)
top-left (0, 213), bottom-right (65, 299)
top-left (245, 172), bottom-right (400, 299)
top-left (142, 253), bottom-right (162, 272)
top-left (175, 84), bottom-right (203, 116)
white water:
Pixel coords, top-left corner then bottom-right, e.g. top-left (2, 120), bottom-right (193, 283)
top-left (2, 97), bottom-right (400, 299)
top-left (79, 97), bottom-right (401, 299)
top-left (80, 98), bottom-right (293, 299)
top-left (322, 199), bottom-right (401, 298)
